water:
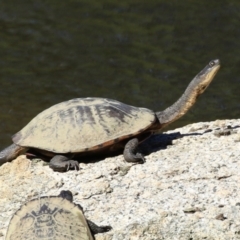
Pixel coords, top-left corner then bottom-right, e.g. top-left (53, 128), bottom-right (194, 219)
top-left (0, 0), bottom-right (240, 149)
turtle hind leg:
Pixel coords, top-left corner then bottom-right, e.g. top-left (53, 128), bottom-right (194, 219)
top-left (87, 219), bottom-right (112, 235)
top-left (123, 138), bottom-right (145, 163)
top-left (0, 143), bottom-right (27, 165)
top-left (49, 155), bottom-right (79, 172)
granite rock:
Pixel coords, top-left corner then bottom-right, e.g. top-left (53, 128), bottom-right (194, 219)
top-left (1, 119), bottom-right (240, 239)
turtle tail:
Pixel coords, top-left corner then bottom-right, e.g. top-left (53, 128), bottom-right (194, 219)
top-left (0, 144), bottom-right (28, 165)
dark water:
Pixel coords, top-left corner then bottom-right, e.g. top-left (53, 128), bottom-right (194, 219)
top-left (0, 0), bottom-right (240, 149)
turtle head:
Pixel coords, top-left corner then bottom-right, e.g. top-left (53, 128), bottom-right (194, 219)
top-left (156, 59), bottom-right (220, 128)
top-left (59, 190), bottom-right (74, 202)
top-left (194, 59), bottom-right (220, 95)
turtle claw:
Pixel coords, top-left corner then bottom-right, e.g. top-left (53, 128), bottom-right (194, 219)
top-left (135, 153), bottom-right (145, 164)
top-left (66, 160), bottom-right (79, 171)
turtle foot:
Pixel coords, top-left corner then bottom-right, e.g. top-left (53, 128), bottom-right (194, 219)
top-left (49, 155), bottom-right (79, 172)
top-left (123, 138), bottom-right (146, 163)
top-left (87, 219), bottom-right (112, 234)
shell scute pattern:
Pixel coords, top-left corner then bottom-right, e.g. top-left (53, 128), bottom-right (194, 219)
top-left (12, 98), bottom-right (155, 153)
top-left (6, 196), bottom-right (92, 240)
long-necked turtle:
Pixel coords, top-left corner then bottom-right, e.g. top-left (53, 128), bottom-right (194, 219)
top-left (6, 190), bottom-right (111, 240)
top-left (0, 59), bottom-right (220, 171)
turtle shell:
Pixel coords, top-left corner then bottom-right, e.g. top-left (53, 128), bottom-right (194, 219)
top-left (6, 193), bottom-right (93, 240)
top-left (12, 98), bottom-right (156, 153)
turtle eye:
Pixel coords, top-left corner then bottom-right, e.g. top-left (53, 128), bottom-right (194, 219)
top-left (209, 60), bottom-right (215, 67)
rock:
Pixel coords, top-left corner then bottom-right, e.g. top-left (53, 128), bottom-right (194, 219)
top-left (1, 119), bottom-right (240, 239)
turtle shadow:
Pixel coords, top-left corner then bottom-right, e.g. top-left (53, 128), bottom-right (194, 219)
top-left (138, 131), bottom-right (184, 155)
top-left (141, 124), bottom-right (240, 156)
top-left (139, 129), bottom-right (214, 156)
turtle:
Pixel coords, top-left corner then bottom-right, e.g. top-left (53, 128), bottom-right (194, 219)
top-left (6, 190), bottom-right (112, 240)
top-left (0, 59), bottom-right (220, 171)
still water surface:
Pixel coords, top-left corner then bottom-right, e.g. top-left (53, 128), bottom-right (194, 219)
top-left (0, 1), bottom-right (240, 149)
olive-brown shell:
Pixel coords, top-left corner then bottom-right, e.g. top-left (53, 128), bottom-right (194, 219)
top-left (13, 98), bottom-right (156, 153)
top-left (6, 194), bottom-right (93, 240)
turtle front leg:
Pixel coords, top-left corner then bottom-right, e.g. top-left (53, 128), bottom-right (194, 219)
top-left (49, 155), bottom-right (79, 172)
top-left (0, 144), bottom-right (28, 165)
top-left (123, 138), bottom-right (145, 163)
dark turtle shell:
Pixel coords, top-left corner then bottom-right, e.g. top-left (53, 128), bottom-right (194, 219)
top-left (12, 98), bottom-right (156, 153)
